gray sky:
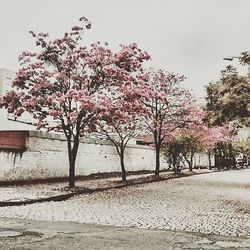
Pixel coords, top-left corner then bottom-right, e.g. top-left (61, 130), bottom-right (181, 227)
top-left (1, 0), bottom-right (250, 101)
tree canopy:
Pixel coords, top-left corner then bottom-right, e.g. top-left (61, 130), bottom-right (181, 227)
top-left (205, 65), bottom-right (250, 126)
top-left (0, 17), bottom-right (150, 187)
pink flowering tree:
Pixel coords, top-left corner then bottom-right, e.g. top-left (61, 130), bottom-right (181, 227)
top-left (141, 69), bottom-right (201, 176)
top-left (167, 124), bottom-right (232, 171)
top-left (0, 17), bottom-right (150, 187)
top-left (97, 85), bottom-right (147, 182)
top-left (161, 133), bottom-right (185, 173)
top-left (161, 119), bottom-right (202, 172)
top-left (174, 125), bottom-right (207, 171)
top-left (200, 125), bottom-right (232, 169)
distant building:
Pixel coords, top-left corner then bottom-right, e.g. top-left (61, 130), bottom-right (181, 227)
top-left (136, 135), bottom-right (154, 146)
top-left (0, 68), bottom-right (35, 131)
top-left (0, 68), bottom-right (15, 95)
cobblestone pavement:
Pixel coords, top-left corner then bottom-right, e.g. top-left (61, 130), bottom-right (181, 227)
top-left (0, 169), bottom-right (249, 238)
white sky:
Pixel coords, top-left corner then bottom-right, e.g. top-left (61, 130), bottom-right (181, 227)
top-left (1, 0), bottom-right (250, 101)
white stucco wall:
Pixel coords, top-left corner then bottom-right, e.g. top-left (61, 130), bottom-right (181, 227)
top-left (192, 154), bottom-right (214, 168)
top-left (0, 131), bottom-right (166, 181)
top-left (0, 131), bottom-right (213, 181)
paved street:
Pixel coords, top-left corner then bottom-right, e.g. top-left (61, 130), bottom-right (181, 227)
top-left (0, 169), bottom-right (250, 249)
top-left (1, 217), bottom-right (250, 250)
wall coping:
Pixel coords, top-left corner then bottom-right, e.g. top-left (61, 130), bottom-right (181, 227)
top-left (0, 130), bottom-right (154, 150)
top-left (26, 130), bottom-right (155, 150)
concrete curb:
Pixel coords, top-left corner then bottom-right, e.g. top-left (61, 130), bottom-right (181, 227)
top-left (0, 171), bottom-right (214, 207)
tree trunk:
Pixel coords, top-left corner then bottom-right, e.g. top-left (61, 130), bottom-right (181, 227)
top-left (155, 144), bottom-right (160, 176)
top-left (217, 146), bottom-right (222, 171)
top-left (208, 152), bottom-right (212, 170)
top-left (108, 139), bottom-right (127, 182)
top-left (68, 137), bottom-right (80, 188)
top-left (183, 154), bottom-right (192, 172)
top-left (188, 161), bottom-right (192, 171)
top-left (228, 143), bottom-right (235, 169)
top-left (188, 151), bottom-right (196, 171)
top-left (120, 152), bottom-right (127, 182)
top-left (69, 156), bottom-right (76, 188)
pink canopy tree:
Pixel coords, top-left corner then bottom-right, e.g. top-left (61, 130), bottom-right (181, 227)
top-left (200, 125), bottom-right (232, 169)
top-left (168, 124), bottom-right (232, 171)
top-left (0, 17), bottom-right (150, 187)
top-left (97, 82), bottom-right (148, 181)
top-left (140, 69), bottom-right (201, 176)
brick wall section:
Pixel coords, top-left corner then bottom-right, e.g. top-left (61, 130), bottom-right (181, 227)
top-left (0, 131), bottom-right (27, 150)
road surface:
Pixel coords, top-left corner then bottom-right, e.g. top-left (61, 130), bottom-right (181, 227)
top-left (0, 169), bottom-right (250, 249)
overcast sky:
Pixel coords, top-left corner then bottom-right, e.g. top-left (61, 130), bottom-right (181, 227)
top-left (1, 0), bottom-right (250, 101)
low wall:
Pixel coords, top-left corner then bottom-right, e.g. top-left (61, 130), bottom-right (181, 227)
top-left (0, 131), bottom-right (213, 181)
top-left (0, 131), bottom-right (165, 181)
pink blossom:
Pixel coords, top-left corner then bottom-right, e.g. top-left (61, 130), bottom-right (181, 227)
top-left (49, 110), bottom-right (58, 117)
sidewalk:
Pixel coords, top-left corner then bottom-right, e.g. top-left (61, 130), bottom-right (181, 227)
top-left (0, 169), bottom-right (212, 206)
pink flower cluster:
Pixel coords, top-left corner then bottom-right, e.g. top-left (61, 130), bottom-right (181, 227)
top-left (0, 17), bottom-right (228, 150)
